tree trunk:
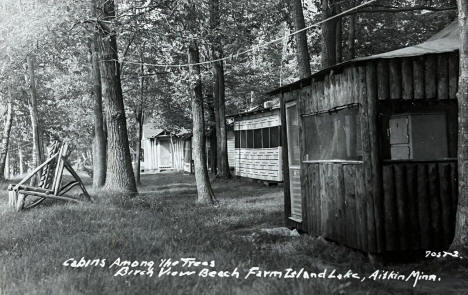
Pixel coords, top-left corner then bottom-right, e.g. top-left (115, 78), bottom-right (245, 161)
top-left (210, 0), bottom-right (230, 178)
top-left (335, 16), bottom-right (342, 64)
top-left (18, 145), bottom-right (24, 176)
top-left (321, 0), bottom-right (338, 68)
top-left (347, 14), bottom-right (356, 60)
top-left (291, 0), bottom-right (312, 78)
top-left (215, 61), bottom-right (230, 178)
top-left (97, 0), bottom-right (137, 193)
top-left (0, 88), bottom-right (13, 181)
top-left (207, 94), bottom-right (217, 174)
top-left (134, 49), bottom-right (145, 185)
top-left (89, 28), bottom-right (107, 188)
top-left (453, 0), bottom-right (468, 247)
top-left (135, 108), bottom-right (143, 184)
top-left (188, 41), bottom-right (217, 205)
top-left (26, 54), bottom-right (42, 185)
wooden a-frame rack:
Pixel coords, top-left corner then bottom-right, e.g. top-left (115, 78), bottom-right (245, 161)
top-left (8, 142), bottom-right (91, 211)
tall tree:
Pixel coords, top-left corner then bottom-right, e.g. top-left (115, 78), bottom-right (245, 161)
top-left (210, 0), bottom-right (230, 178)
top-left (97, 0), bottom-right (137, 193)
top-left (0, 87), bottom-right (13, 181)
top-left (453, 0), bottom-right (468, 247)
top-left (347, 14), bottom-right (356, 60)
top-left (134, 48), bottom-right (145, 185)
top-left (89, 24), bottom-right (107, 188)
top-left (188, 41), bottom-right (217, 205)
top-left (25, 54), bottom-right (43, 184)
top-left (321, 0), bottom-right (338, 68)
top-left (291, 0), bottom-right (312, 78)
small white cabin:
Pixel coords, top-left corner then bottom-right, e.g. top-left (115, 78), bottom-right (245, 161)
top-left (142, 125), bottom-right (184, 172)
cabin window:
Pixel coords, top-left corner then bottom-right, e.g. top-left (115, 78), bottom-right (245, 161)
top-left (254, 129), bottom-right (262, 148)
top-left (303, 106), bottom-right (362, 161)
top-left (234, 127), bottom-right (281, 149)
top-left (234, 131), bottom-right (240, 148)
top-left (240, 130), bottom-right (247, 148)
top-left (270, 126), bottom-right (281, 148)
top-left (387, 113), bottom-right (448, 160)
top-left (262, 128), bottom-right (270, 148)
top-left (247, 130), bottom-right (254, 148)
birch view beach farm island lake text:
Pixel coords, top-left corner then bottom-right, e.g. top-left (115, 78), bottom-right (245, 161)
top-left (1, 0), bottom-right (468, 294)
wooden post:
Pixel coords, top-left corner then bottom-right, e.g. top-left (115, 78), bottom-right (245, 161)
top-left (377, 60), bottom-right (389, 100)
top-left (437, 54), bottom-right (449, 100)
top-left (401, 58), bottom-right (413, 100)
top-left (389, 60), bottom-right (402, 99)
top-left (425, 55), bottom-right (437, 99)
top-left (413, 56), bottom-right (425, 99)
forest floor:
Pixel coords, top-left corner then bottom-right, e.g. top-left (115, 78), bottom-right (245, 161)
top-left (0, 172), bottom-right (467, 294)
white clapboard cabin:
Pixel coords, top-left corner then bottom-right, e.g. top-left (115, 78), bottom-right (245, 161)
top-left (227, 102), bottom-right (283, 182)
top-left (142, 125), bottom-right (184, 172)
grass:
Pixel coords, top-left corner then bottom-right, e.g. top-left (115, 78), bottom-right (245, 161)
top-left (0, 172), bottom-right (467, 294)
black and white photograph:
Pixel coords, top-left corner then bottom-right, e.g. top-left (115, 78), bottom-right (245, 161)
top-left (0, 0), bottom-right (467, 294)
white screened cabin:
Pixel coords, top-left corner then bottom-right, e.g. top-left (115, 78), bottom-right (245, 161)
top-left (142, 125), bottom-right (185, 172)
top-left (227, 104), bottom-right (283, 182)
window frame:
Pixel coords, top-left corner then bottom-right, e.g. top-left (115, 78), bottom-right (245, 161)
top-left (301, 104), bottom-right (363, 163)
top-left (385, 112), bottom-right (452, 162)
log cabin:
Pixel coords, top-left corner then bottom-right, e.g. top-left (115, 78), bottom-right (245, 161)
top-left (227, 101), bottom-right (283, 182)
top-left (269, 21), bottom-right (460, 254)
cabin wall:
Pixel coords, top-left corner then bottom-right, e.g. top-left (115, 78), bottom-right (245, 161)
top-left (375, 52), bottom-right (458, 101)
top-left (283, 63), bottom-right (380, 252)
top-left (143, 136), bottom-right (185, 172)
top-left (283, 53), bottom-right (459, 253)
top-left (381, 161), bottom-right (457, 251)
top-left (227, 130), bottom-right (235, 169)
top-left (233, 110), bottom-right (283, 182)
top-left (172, 138), bottom-right (184, 171)
top-left (143, 138), bottom-right (158, 171)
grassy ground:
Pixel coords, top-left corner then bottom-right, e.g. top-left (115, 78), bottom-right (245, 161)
top-left (0, 172), bottom-right (467, 295)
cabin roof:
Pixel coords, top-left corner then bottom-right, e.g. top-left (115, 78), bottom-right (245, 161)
top-left (268, 20), bottom-right (459, 96)
top-left (227, 100), bottom-right (280, 119)
top-left (142, 124), bottom-right (165, 139)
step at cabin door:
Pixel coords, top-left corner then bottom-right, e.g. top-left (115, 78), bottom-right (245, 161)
top-left (286, 101), bottom-right (302, 222)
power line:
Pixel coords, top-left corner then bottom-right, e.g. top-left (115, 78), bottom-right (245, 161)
top-left (104, 0), bottom-right (378, 69)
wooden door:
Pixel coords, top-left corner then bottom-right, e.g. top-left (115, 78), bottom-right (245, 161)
top-left (159, 139), bottom-right (172, 168)
top-left (286, 101), bottom-right (302, 221)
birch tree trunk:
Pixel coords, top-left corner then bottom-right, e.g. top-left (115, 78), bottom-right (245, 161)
top-left (90, 0), bottom-right (107, 188)
top-left (97, 0), bottom-right (137, 193)
top-left (453, 0), bottom-right (468, 247)
top-left (291, 0), bottom-right (311, 78)
top-left (188, 41), bottom-right (217, 205)
top-left (0, 88), bottom-right (13, 181)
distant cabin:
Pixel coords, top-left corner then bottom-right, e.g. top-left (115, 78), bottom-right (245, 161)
top-left (227, 102), bottom-right (283, 182)
top-left (142, 126), bottom-right (185, 172)
top-left (269, 21), bottom-right (459, 254)
top-left (142, 124), bottom-right (213, 174)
